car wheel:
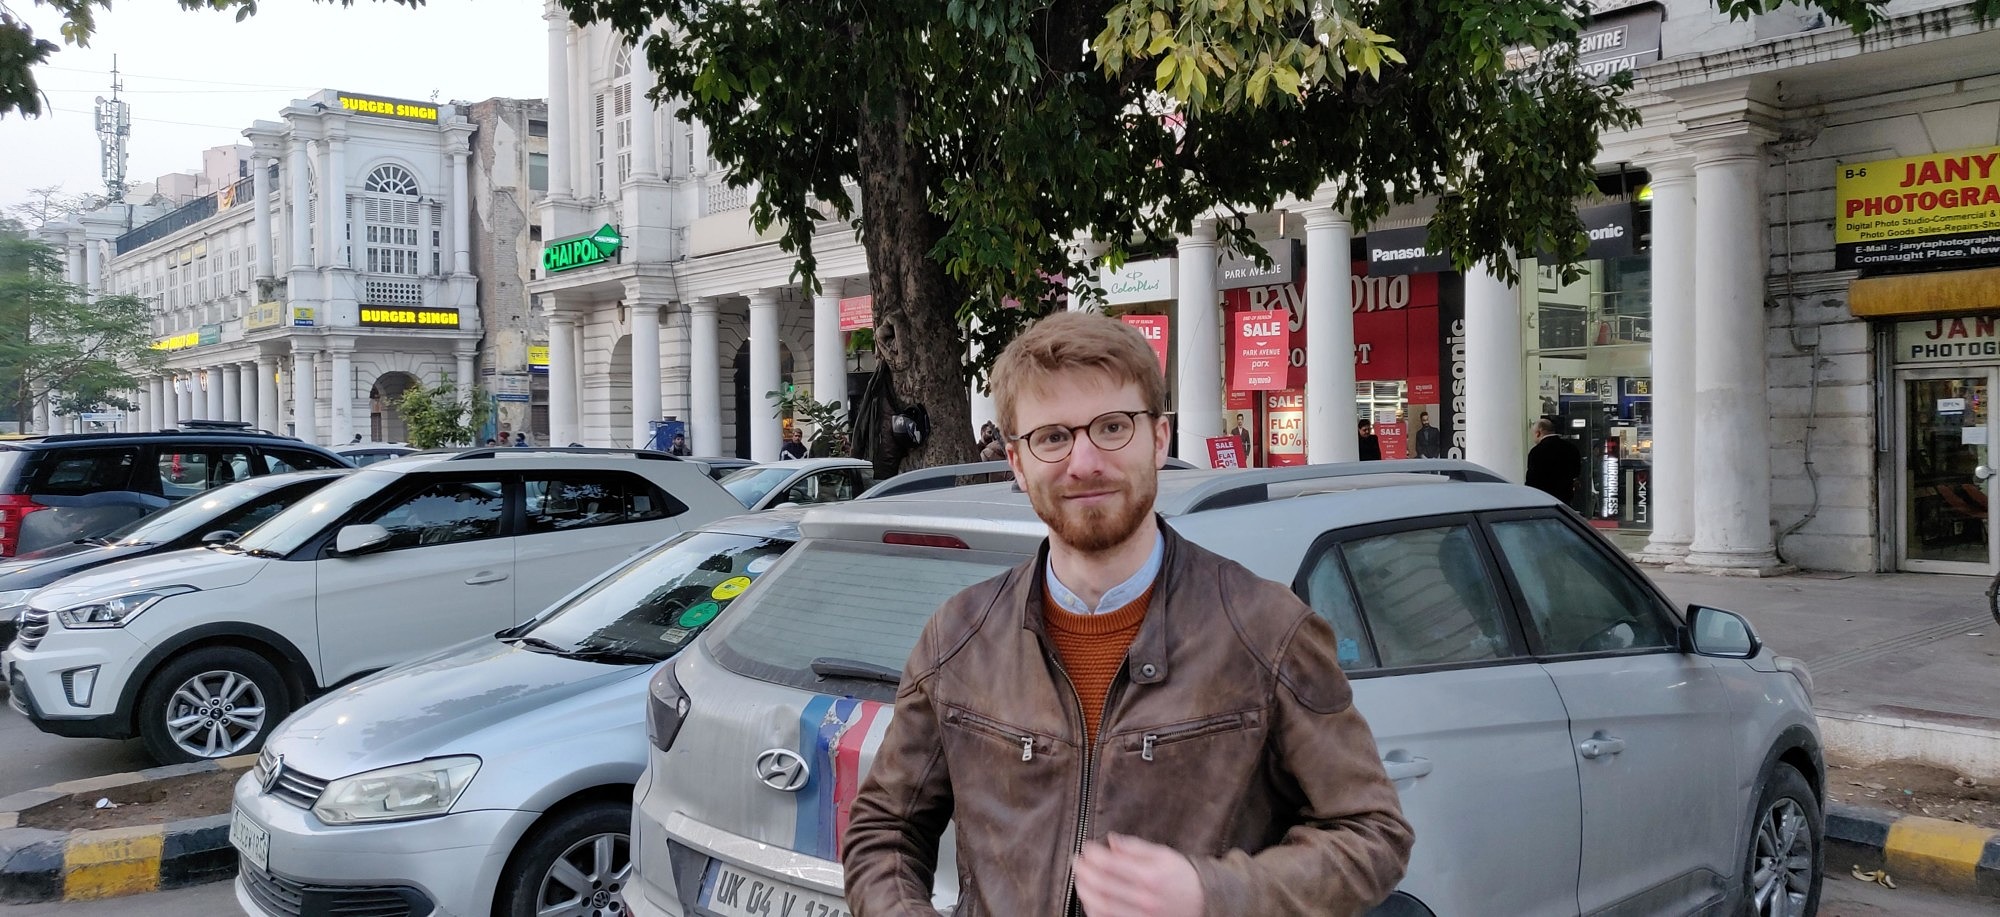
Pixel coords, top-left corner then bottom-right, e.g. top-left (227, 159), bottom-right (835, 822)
top-left (497, 799), bottom-right (632, 917)
top-left (1740, 764), bottom-right (1823, 917)
top-left (136, 647), bottom-right (290, 765)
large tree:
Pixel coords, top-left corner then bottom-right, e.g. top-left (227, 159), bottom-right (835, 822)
top-left (0, 221), bottom-right (159, 426)
top-left (552, 0), bottom-right (1900, 468)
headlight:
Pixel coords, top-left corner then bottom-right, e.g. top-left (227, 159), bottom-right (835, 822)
top-left (313, 756), bottom-right (481, 825)
top-left (55, 586), bottom-right (197, 629)
top-left (0, 588), bottom-right (34, 614)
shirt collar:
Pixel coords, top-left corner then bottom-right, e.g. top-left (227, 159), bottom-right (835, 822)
top-left (1045, 530), bottom-right (1165, 616)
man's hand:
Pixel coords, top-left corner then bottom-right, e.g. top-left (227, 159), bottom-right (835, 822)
top-left (1073, 834), bottom-right (1204, 917)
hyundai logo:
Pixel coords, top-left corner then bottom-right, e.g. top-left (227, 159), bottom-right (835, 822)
top-left (755, 748), bottom-right (810, 792)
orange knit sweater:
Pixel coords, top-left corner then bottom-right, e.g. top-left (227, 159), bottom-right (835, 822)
top-left (1044, 584), bottom-right (1155, 746)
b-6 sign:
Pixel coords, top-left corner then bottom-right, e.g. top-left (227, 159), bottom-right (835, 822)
top-left (542, 224), bottom-right (624, 274)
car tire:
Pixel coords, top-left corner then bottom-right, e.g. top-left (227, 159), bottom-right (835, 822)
top-left (136, 646), bottom-right (291, 765)
top-left (496, 799), bottom-right (632, 917)
top-left (1739, 763), bottom-right (1823, 917)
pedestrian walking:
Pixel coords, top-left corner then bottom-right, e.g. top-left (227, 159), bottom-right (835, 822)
top-left (843, 311), bottom-right (1412, 917)
top-left (780, 427), bottom-right (809, 460)
top-left (1525, 416), bottom-right (1582, 502)
top-left (978, 421), bottom-right (1006, 461)
top-left (1357, 418), bottom-right (1382, 461)
top-left (512, 432), bottom-right (529, 447)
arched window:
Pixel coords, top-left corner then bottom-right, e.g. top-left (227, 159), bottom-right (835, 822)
top-left (362, 165), bottom-right (422, 276)
top-left (595, 45), bottom-right (635, 196)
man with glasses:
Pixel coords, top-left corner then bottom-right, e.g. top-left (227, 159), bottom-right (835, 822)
top-left (844, 312), bottom-right (1411, 917)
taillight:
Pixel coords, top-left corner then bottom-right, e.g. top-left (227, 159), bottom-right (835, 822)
top-left (647, 660), bottom-right (691, 753)
top-left (0, 495), bottom-right (50, 557)
top-left (883, 532), bottom-right (969, 549)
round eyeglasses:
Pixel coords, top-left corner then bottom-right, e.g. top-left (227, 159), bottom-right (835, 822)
top-left (1010, 410), bottom-right (1160, 463)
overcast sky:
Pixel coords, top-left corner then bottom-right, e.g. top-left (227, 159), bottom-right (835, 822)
top-left (1, 0), bottom-right (549, 214)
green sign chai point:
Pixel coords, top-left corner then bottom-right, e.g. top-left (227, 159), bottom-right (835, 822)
top-left (543, 224), bottom-right (623, 274)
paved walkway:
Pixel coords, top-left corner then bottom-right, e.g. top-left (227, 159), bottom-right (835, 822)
top-left (1646, 570), bottom-right (1999, 725)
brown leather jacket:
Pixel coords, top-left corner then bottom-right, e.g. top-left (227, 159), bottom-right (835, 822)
top-left (842, 523), bottom-right (1413, 916)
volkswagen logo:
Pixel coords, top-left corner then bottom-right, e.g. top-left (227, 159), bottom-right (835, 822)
top-left (260, 755), bottom-right (285, 794)
top-left (755, 748), bottom-right (810, 792)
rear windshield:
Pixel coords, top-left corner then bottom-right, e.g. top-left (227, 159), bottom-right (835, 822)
top-left (707, 540), bottom-right (1020, 698)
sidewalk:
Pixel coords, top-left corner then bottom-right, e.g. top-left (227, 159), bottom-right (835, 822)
top-left (1646, 569), bottom-right (2000, 777)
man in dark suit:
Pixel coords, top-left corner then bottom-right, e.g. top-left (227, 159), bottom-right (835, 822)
top-left (1414, 411), bottom-right (1443, 458)
top-left (1525, 416), bottom-right (1581, 502)
top-left (1358, 419), bottom-right (1382, 461)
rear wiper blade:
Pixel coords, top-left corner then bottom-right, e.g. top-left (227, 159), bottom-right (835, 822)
top-left (810, 657), bottom-right (901, 685)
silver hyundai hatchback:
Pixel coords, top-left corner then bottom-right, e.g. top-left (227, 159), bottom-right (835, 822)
top-left (629, 461), bottom-right (1826, 917)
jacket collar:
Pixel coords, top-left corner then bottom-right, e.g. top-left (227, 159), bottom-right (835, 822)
top-left (1016, 516), bottom-right (1179, 687)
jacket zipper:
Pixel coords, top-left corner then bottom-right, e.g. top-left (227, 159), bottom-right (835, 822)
top-left (1050, 654), bottom-right (1125, 917)
top-left (1140, 712), bottom-right (1248, 762)
top-left (947, 708), bottom-right (1037, 761)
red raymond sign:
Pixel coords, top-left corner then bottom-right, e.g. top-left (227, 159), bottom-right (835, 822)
top-left (1232, 310), bottom-right (1289, 391)
top-left (839, 295), bottom-right (874, 332)
top-left (1119, 314), bottom-right (1170, 373)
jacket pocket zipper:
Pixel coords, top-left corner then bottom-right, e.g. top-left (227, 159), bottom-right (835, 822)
top-left (946, 708), bottom-right (1037, 762)
top-left (1140, 712), bottom-right (1250, 762)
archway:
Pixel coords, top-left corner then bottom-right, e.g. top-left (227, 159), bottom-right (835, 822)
top-left (369, 372), bottom-right (421, 443)
top-left (732, 342), bottom-right (795, 459)
top-left (606, 334), bottom-right (633, 447)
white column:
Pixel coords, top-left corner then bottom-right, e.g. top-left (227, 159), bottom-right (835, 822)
top-left (690, 298), bottom-right (722, 456)
top-left (141, 378), bottom-right (159, 431)
top-left (176, 375), bottom-right (195, 423)
top-left (253, 156), bottom-right (275, 280)
top-left (319, 136), bottom-right (345, 269)
top-left (1176, 222), bottom-right (1221, 459)
top-left (1683, 136), bottom-right (1782, 572)
top-left (813, 289), bottom-right (845, 418)
top-left (206, 368), bottom-right (227, 421)
top-left (456, 350), bottom-right (476, 404)
top-left (292, 346), bottom-right (318, 444)
top-left (328, 346), bottom-right (354, 444)
top-left (549, 310), bottom-right (581, 447)
top-left (256, 356), bottom-right (281, 433)
top-left (968, 320), bottom-right (996, 438)
top-left (32, 396), bottom-right (48, 435)
top-left (164, 377), bottom-right (183, 429)
top-left (1638, 159), bottom-right (1697, 563)
top-left (631, 301), bottom-right (663, 449)
top-left (748, 290), bottom-right (783, 462)
top-left (238, 363), bottom-right (259, 428)
top-left (1464, 259), bottom-right (1526, 483)
top-left (287, 139), bottom-right (312, 271)
top-left (221, 363), bottom-right (243, 422)
top-left (65, 237), bottom-right (85, 287)
top-left (631, 66), bottom-right (659, 181)
top-left (545, 9), bottom-right (574, 201)
top-left (451, 145), bottom-right (472, 274)
top-left (83, 239), bottom-right (102, 299)
top-left (1304, 209), bottom-right (1358, 464)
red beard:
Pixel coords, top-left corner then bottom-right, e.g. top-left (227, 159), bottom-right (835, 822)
top-left (1028, 472), bottom-right (1158, 556)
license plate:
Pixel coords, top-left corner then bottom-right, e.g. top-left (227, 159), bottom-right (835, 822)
top-left (229, 806), bottom-right (270, 874)
top-left (697, 859), bottom-right (851, 917)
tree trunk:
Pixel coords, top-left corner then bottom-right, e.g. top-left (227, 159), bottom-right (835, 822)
top-left (854, 88), bottom-right (978, 470)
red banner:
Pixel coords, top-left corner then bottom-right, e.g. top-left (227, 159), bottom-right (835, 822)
top-left (1119, 315), bottom-right (1170, 374)
top-left (1265, 389), bottom-right (1306, 466)
top-left (1375, 421), bottom-right (1409, 460)
top-left (1205, 436), bottom-right (1243, 469)
top-left (1232, 310), bottom-right (1290, 391)
top-left (839, 295), bottom-right (874, 331)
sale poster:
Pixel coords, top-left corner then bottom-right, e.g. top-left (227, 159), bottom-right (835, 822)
top-left (1119, 314), bottom-right (1171, 374)
top-left (1206, 436), bottom-right (1243, 469)
top-left (1375, 421), bottom-right (1409, 460)
top-left (1232, 310), bottom-right (1290, 390)
top-left (1265, 389), bottom-right (1306, 466)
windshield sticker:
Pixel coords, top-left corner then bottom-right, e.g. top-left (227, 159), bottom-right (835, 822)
top-left (678, 602), bottom-right (722, 628)
top-left (745, 556), bottom-right (777, 575)
top-left (661, 625), bottom-right (694, 643)
top-left (711, 576), bottom-right (753, 601)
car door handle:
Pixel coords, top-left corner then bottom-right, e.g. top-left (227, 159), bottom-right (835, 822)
top-left (1578, 735), bottom-right (1627, 759)
top-left (464, 571), bottom-right (510, 585)
top-left (1380, 754), bottom-right (1433, 781)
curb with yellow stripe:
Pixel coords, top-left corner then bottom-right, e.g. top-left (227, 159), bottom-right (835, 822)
top-left (0, 756), bottom-right (254, 904)
top-left (1826, 801), bottom-right (2000, 899)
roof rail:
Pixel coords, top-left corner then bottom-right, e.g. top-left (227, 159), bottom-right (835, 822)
top-left (1178, 459), bottom-right (1509, 514)
top-left (446, 446), bottom-right (682, 462)
top-left (180, 419), bottom-right (254, 430)
top-left (34, 426), bottom-right (296, 443)
top-left (860, 456), bottom-right (1198, 500)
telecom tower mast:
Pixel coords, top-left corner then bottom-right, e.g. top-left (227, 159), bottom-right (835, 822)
top-left (94, 56), bottom-right (131, 202)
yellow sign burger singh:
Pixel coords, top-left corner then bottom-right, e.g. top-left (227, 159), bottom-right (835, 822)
top-left (360, 307), bottom-right (461, 329)
top-left (335, 93), bottom-right (440, 123)
top-left (1836, 145), bottom-right (2000, 271)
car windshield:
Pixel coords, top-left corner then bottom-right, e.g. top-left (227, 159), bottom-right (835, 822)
top-left (719, 467), bottom-right (795, 508)
top-left (525, 530), bottom-right (793, 661)
top-left (233, 468), bottom-right (400, 555)
top-left (104, 480), bottom-right (274, 545)
top-left (707, 539), bottom-right (1020, 698)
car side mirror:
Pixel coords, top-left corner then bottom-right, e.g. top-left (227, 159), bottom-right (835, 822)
top-left (335, 523), bottom-right (393, 557)
top-left (1687, 605), bottom-right (1761, 658)
top-left (200, 530), bottom-right (239, 545)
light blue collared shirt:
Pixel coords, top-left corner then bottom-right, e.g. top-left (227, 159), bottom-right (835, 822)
top-left (1045, 531), bottom-right (1165, 616)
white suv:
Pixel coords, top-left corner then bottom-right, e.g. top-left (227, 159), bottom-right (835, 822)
top-left (3, 449), bottom-right (743, 763)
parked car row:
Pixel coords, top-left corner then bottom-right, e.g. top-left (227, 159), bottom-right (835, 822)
top-left (5, 450), bottom-right (1826, 917)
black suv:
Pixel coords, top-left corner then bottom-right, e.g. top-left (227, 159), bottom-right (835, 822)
top-left (0, 421), bottom-right (351, 557)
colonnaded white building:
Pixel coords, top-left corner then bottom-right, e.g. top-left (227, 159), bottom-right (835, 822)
top-left (540, 0), bottom-right (1994, 577)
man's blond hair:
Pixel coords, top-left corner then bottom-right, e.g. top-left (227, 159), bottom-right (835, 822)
top-left (991, 311), bottom-right (1168, 435)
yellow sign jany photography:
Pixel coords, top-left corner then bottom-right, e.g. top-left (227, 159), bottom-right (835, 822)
top-left (1836, 145), bottom-right (2000, 271)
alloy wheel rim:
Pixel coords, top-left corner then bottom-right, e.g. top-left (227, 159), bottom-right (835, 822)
top-left (1750, 797), bottom-right (1814, 917)
top-left (164, 669), bottom-right (267, 758)
top-left (537, 831), bottom-right (630, 917)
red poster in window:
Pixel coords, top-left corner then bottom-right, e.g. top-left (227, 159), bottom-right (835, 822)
top-left (1375, 421), bottom-right (1409, 460)
top-left (1231, 310), bottom-right (1290, 391)
top-left (1119, 315), bottom-right (1170, 373)
top-left (839, 295), bottom-right (874, 331)
top-left (1205, 436), bottom-right (1243, 469)
top-left (1265, 389), bottom-right (1306, 466)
